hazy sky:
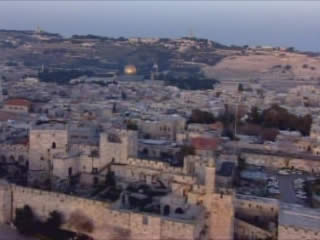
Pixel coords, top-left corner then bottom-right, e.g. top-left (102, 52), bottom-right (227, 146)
top-left (0, 1), bottom-right (319, 51)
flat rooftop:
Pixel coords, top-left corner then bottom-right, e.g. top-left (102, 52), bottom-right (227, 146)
top-left (32, 120), bottom-right (67, 130)
top-left (239, 147), bottom-right (320, 162)
top-left (139, 139), bottom-right (169, 145)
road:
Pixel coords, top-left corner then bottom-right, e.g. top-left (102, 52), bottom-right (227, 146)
top-left (278, 174), bottom-right (297, 203)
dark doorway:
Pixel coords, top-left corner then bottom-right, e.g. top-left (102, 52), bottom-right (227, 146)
top-left (68, 167), bottom-right (72, 177)
top-left (163, 205), bottom-right (170, 216)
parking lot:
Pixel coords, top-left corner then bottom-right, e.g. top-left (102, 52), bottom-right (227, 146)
top-left (238, 165), bottom-right (317, 205)
top-left (277, 169), bottom-right (316, 205)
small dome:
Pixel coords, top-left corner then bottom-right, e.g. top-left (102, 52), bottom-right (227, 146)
top-left (124, 65), bottom-right (137, 75)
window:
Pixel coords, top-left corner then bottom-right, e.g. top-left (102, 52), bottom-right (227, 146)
top-left (52, 142), bottom-right (56, 149)
top-left (92, 168), bottom-right (98, 174)
top-left (68, 167), bottom-right (72, 177)
top-left (94, 177), bottom-right (99, 185)
top-left (142, 215), bottom-right (148, 225)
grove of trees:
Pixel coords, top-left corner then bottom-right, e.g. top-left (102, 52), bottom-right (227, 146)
top-left (14, 205), bottom-right (79, 240)
top-left (248, 105), bottom-right (312, 136)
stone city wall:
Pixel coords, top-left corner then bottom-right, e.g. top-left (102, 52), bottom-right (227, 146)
top-left (241, 152), bottom-right (320, 173)
top-left (0, 184), bottom-right (200, 240)
top-left (235, 195), bottom-right (279, 220)
top-left (278, 225), bottom-right (320, 240)
top-left (235, 218), bottom-right (273, 240)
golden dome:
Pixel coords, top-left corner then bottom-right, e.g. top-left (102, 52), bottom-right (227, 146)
top-left (124, 65), bottom-right (137, 75)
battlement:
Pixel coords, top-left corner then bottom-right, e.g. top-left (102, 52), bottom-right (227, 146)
top-left (127, 157), bottom-right (185, 174)
top-left (127, 157), bottom-right (168, 170)
top-left (0, 183), bottom-right (202, 240)
top-left (11, 184), bottom-right (111, 209)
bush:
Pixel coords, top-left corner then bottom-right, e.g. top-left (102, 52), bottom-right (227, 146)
top-left (14, 205), bottom-right (37, 235)
top-left (189, 109), bottom-right (215, 124)
top-left (250, 105), bottom-right (312, 136)
top-left (46, 210), bottom-right (63, 231)
top-left (284, 65), bottom-right (292, 71)
top-left (69, 212), bottom-right (94, 233)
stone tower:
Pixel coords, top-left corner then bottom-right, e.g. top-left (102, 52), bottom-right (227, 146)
top-left (205, 156), bottom-right (235, 240)
top-left (99, 129), bottom-right (138, 167)
top-left (209, 192), bottom-right (235, 240)
top-left (205, 157), bottom-right (216, 209)
top-left (29, 123), bottom-right (68, 171)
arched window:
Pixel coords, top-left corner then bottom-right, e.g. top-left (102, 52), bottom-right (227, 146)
top-left (9, 155), bottom-right (15, 162)
top-left (52, 142), bottom-right (56, 149)
top-left (175, 208), bottom-right (184, 214)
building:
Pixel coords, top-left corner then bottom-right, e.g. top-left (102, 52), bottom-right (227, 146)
top-left (3, 99), bottom-right (31, 113)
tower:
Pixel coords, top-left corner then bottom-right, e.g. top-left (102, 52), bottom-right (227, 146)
top-left (205, 157), bottom-right (216, 209)
top-left (209, 192), bottom-right (235, 240)
top-left (99, 129), bottom-right (138, 167)
top-left (205, 156), bottom-right (234, 240)
top-left (29, 124), bottom-right (68, 172)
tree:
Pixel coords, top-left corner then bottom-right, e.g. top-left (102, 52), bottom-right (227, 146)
top-left (46, 210), bottom-right (63, 230)
top-left (126, 120), bottom-right (138, 131)
top-left (261, 128), bottom-right (279, 142)
top-left (112, 103), bottom-right (117, 113)
top-left (69, 211), bottom-right (94, 233)
top-left (238, 83), bottom-right (244, 92)
top-left (106, 171), bottom-right (116, 187)
top-left (248, 106), bottom-right (262, 124)
top-left (298, 114), bottom-right (312, 136)
top-left (222, 128), bottom-right (235, 140)
top-left (261, 104), bottom-right (312, 136)
top-left (121, 91), bottom-right (127, 100)
top-left (180, 145), bottom-right (195, 156)
top-left (189, 109), bottom-right (215, 124)
top-left (14, 205), bottom-right (37, 235)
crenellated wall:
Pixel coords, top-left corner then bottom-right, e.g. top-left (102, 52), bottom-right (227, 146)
top-left (241, 152), bottom-right (320, 173)
top-left (235, 194), bottom-right (279, 221)
top-left (278, 225), bottom-right (320, 240)
top-left (0, 183), bottom-right (201, 240)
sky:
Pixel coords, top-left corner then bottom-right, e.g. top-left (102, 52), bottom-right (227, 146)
top-left (0, 1), bottom-right (319, 51)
